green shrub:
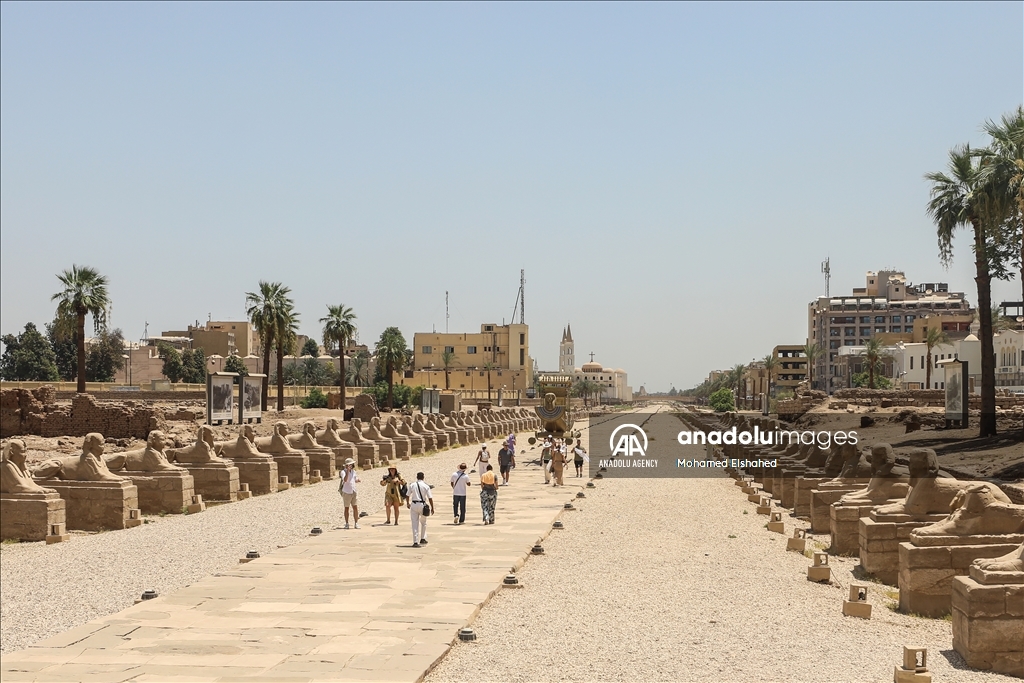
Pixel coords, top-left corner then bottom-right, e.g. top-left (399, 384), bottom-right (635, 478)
top-left (301, 387), bottom-right (329, 409)
top-left (362, 382), bottom-right (425, 409)
top-left (709, 388), bottom-right (735, 412)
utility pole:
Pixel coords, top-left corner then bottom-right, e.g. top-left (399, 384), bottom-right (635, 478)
top-left (520, 269), bottom-right (525, 324)
top-left (445, 291), bottom-right (449, 333)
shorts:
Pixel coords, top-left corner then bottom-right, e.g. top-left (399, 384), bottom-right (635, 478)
top-left (341, 491), bottom-right (358, 507)
top-left (499, 460), bottom-right (512, 474)
top-left (574, 458), bottom-right (584, 466)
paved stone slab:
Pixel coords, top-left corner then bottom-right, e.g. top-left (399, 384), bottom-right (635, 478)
top-left (1, 461), bottom-right (576, 682)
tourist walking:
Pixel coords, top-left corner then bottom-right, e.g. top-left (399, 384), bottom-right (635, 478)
top-left (480, 464), bottom-right (499, 524)
top-left (542, 437), bottom-right (553, 484)
top-left (381, 466), bottom-right (406, 525)
top-left (450, 462), bottom-right (470, 524)
top-left (498, 442), bottom-right (515, 486)
top-left (340, 458), bottom-right (361, 529)
top-left (573, 444), bottom-right (587, 478)
top-left (407, 472), bottom-right (433, 548)
top-left (473, 443), bottom-right (491, 476)
top-left (551, 442), bottom-right (566, 486)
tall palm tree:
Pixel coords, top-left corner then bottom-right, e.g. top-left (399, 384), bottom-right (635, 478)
top-left (374, 327), bottom-right (407, 409)
top-left (862, 337), bottom-right (888, 389)
top-left (320, 304), bottom-right (357, 410)
top-left (927, 145), bottom-right (1002, 436)
top-left (51, 265), bottom-right (110, 393)
top-left (923, 326), bottom-right (951, 390)
top-left (762, 353), bottom-right (778, 403)
top-left (803, 343), bottom-right (822, 391)
top-left (981, 107), bottom-right (1024, 304)
top-left (245, 281), bottom-right (292, 410)
top-left (730, 363), bottom-right (746, 399)
top-left (275, 305), bottom-right (299, 412)
top-left (440, 349), bottom-right (456, 390)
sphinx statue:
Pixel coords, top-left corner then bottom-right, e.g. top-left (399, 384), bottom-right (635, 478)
top-left (316, 419), bottom-right (347, 447)
top-left (168, 426), bottom-right (229, 464)
top-left (381, 415), bottom-right (404, 439)
top-left (256, 422), bottom-right (304, 454)
top-left (365, 417), bottom-right (387, 441)
top-left (1, 440), bottom-right (56, 494)
top-left (913, 483), bottom-right (1023, 539)
top-left (341, 418), bottom-right (370, 444)
top-left (872, 448), bottom-right (969, 518)
top-left (288, 421), bottom-right (322, 450)
top-left (973, 542), bottom-right (1024, 574)
top-left (830, 443), bottom-right (874, 481)
top-left (33, 433), bottom-right (125, 482)
top-left (109, 431), bottom-right (186, 472)
top-left (838, 444), bottom-right (910, 504)
top-left (218, 424), bottom-right (268, 459)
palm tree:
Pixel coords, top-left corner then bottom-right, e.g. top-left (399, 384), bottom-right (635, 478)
top-left (990, 305), bottom-right (1015, 333)
top-left (245, 281), bottom-right (292, 410)
top-left (374, 327), bottom-right (407, 408)
top-left (762, 353), bottom-right (778, 404)
top-left (927, 145), bottom-right (1002, 436)
top-left (981, 107), bottom-right (1024, 304)
top-left (51, 265), bottom-right (110, 393)
top-left (729, 363), bottom-right (746, 400)
top-left (862, 337), bottom-right (888, 389)
top-left (803, 343), bottom-right (822, 391)
top-left (275, 305), bottom-right (299, 411)
top-left (320, 304), bottom-right (357, 411)
top-left (440, 349), bottom-right (456, 390)
top-left (923, 326), bottom-right (951, 390)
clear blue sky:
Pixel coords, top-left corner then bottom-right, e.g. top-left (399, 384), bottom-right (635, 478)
top-left (2, 2), bottom-right (1021, 391)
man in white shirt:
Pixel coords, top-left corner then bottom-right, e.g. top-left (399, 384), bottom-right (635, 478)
top-left (340, 458), bottom-right (361, 529)
top-left (407, 472), bottom-right (434, 547)
top-left (450, 463), bottom-right (470, 524)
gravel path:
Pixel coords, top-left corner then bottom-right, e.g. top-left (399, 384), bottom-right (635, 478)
top-left (0, 432), bottom-right (534, 654)
top-left (427, 416), bottom-right (997, 682)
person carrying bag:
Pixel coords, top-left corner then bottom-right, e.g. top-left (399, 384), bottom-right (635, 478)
top-left (407, 472), bottom-right (433, 547)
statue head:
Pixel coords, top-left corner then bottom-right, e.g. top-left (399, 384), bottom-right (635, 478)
top-left (2, 439), bottom-right (27, 466)
top-left (199, 425), bottom-right (215, 446)
top-left (147, 431), bottom-right (168, 451)
top-left (387, 415), bottom-right (399, 427)
top-left (327, 418), bottom-right (340, 430)
top-left (371, 417), bottom-right (381, 428)
top-left (870, 443), bottom-right (895, 473)
top-left (908, 448), bottom-right (939, 478)
top-left (242, 424), bottom-right (256, 441)
top-left (352, 418), bottom-right (362, 429)
top-left (274, 421), bottom-right (289, 436)
top-left (83, 433), bottom-right (105, 456)
top-left (303, 421), bottom-right (316, 437)
top-left (544, 392), bottom-right (556, 409)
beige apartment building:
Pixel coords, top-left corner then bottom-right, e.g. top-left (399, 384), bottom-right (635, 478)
top-left (404, 323), bottom-right (532, 391)
top-left (773, 344), bottom-right (808, 391)
top-left (807, 270), bottom-right (973, 393)
top-left (161, 321), bottom-right (260, 358)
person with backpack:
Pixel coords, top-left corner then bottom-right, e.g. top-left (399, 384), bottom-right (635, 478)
top-left (340, 458), bottom-right (361, 529)
top-left (450, 463), bottom-right (470, 525)
top-left (479, 464), bottom-right (499, 524)
top-left (381, 467), bottom-right (407, 525)
top-left (407, 472), bottom-right (433, 548)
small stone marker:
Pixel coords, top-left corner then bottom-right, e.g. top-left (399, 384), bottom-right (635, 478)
top-left (187, 494), bottom-right (206, 514)
top-left (552, 520), bottom-right (564, 529)
top-left (45, 523), bottom-right (70, 545)
top-left (586, 482), bottom-right (595, 488)
top-left (786, 528), bottom-right (808, 552)
top-left (594, 473), bottom-right (603, 479)
top-left (768, 511), bottom-right (785, 534)
top-left (842, 582), bottom-right (872, 619)
top-left (141, 589), bottom-right (158, 600)
top-left (127, 508), bottom-right (143, 528)
top-left (756, 497), bottom-right (772, 515)
top-left (237, 483), bottom-right (252, 500)
top-left (458, 627), bottom-right (477, 641)
top-left (278, 475), bottom-right (290, 491)
top-left (503, 573), bottom-right (521, 587)
top-left (309, 469), bottom-right (323, 484)
top-left (531, 543), bottom-right (544, 554)
top-left (807, 551), bottom-right (831, 583)
top-left (576, 492), bottom-right (585, 499)
top-left (310, 527), bottom-right (323, 536)
top-left (239, 550), bottom-right (260, 563)
top-left (894, 646), bottom-right (931, 683)
top-left (563, 502), bottom-right (575, 510)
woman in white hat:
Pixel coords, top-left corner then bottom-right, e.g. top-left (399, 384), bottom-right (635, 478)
top-left (339, 458), bottom-right (361, 529)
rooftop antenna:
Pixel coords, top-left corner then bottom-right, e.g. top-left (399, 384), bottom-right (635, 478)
top-left (821, 257), bottom-right (831, 297)
top-left (445, 291), bottom-right (449, 333)
top-left (510, 269), bottom-right (526, 324)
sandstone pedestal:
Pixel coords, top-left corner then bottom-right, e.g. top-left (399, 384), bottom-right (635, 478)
top-left (303, 447), bottom-right (336, 481)
top-left (842, 583), bottom-right (873, 619)
top-left (234, 459), bottom-right (278, 496)
top-left (794, 477), bottom-right (830, 518)
top-left (329, 443), bottom-right (357, 469)
top-left (183, 464), bottom-right (240, 502)
top-left (808, 551), bottom-right (831, 583)
top-left (44, 479), bottom-right (141, 531)
top-left (273, 454), bottom-right (309, 487)
top-left (237, 483), bottom-right (252, 500)
top-left (767, 511), bottom-right (785, 534)
top-left (369, 440), bottom-right (395, 464)
top-left (830, 502), bottom-right (880, 555)
top-left (124, 470), bottom-right (195, 515)
top-left (1, 491), bottom-right (67, 542)
top-left (278, 476), bottom-right (291, 491)
top-left (859, 512), bottom-right (946, 585)
top-left (355, 443), bottom-right (378, 469)
top-left (787, 528), bottom-right (809, 552)
top-left (952, 565), bottom-right (1024, 677)
top-left (813, 486), bottom-right (869, 533)
top-left (894, 647), bottom-right (932, 683)
top-left (898, 535), bottom-right (1024, 618)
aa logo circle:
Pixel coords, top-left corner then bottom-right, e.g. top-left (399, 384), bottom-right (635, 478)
top-left (609, 424), bottom-right (648, 457)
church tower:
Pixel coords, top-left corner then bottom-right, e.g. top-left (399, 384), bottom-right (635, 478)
top-left (559, 324), bottom-right (575, 374)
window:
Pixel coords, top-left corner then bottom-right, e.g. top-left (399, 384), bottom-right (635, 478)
top-left (906, 315), bottom-right (915, 323)
top-left (444, 346), bottom-right (454, 354)
top-left (875, 316), bottom-right (885, 324)
top-left (484, 325), bottom-right (494, 331)
top-left (874, 327), bottom-right (886, 334)
top-left (860, 317), bottom-right (871, 323)
top-left (495, 347), bottom-right (500, 353)
top-left (422, 346), bottom-right (432, 354)
top-left (860, 327), bottom-right (870, 336)
top-left (467, 346), bottom-right (477, 354)
top-left (891, 315), bottom-right (902, 323)
top-left (891, 327), bottom-right (901, 333)
top-left (844, 339), bottom-right (856, 346)
top-left (845, 327), bottom-right (855, 336)
top-left (910, 357), bottom-right (914, 370)
top-left (830, 329), bottom-right (841, 336)
top-left (829, 340), bottom-right (840, 349)
top-left (519, 333), bottom-right (525, 345)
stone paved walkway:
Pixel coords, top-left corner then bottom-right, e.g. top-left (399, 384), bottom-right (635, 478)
top-left (1, 462), bottom-right (586, 681)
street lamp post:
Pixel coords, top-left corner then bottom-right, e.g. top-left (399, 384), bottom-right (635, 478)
top-left (122, 353), bottom-right (132, 387)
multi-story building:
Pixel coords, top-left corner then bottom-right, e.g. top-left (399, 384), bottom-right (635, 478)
top-left (405, 323), bottom-right (532, 391)
top-left (807, 270), bottom-right (973, 393)
top-left (161, 320), bottom-right (259, 358)
top-left (773, 344), bottom-right (808, 392)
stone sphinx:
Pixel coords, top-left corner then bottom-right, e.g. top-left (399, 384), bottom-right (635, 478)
top-left (2, 440), bottom-right (56, 494)
top-left (362, 416), bottom-right (396, 463)
top-left (218, 425), bottom-right (269, 459)
top-left (411, 414), bottom-right (436, 451)
top-left (105, 431), bottom-right (197, 515)
top-left (953, 542), bottom-right (1024, 676)
top-left (380, 416), bottom-right (411, 460)
top-left (256, 422), bottom-right (309, 485)
top-left (34, 433), bottom-right (125, 482)
top-left (838, 444), bottom-right (910, 505)
top-left (107, 431), bottom-right (186, 473)
top-left (316, 418), bottom-right (358, 469)
top-left (899, 483), bottom-right (1024, 618)
top-left (256, 422), bottom-right (303, 454)
top-left (1, 440), bottom-right (67, 543)
top-left (30, 434), bottom-right (141, 532)
top-left (398, 416), bottom-right (424, 455)
top-left (973, 542), bottom-right (1024, 575)
top-left (872, 448), bottom-right (971, 518)
top-left (286, 421), bottom-right (336, 481)
top-left (338, 418), bottom-right (379, 467)
top-left (168, 426), bottom-right (229, 465)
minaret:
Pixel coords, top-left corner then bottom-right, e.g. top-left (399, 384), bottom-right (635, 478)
top-left (559, 324), bottom-right (575, 374)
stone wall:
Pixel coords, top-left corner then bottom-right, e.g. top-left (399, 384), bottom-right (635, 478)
top-left (832, 388), bottom-right (1024, 409)
top-left (1, 389), bottom-right (165, 439)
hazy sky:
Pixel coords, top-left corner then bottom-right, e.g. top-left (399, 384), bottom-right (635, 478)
top-left (2, 2), bottom-right (1021, 391)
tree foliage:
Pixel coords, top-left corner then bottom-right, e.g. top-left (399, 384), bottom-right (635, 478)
top-left (224, 355), bottom-right (248, 375)
top-left (300, 387), bottom-right (329, 409)
top-left (46, 321), bottom-right (77, 381)
top-left (84, 328), bottom-right (126, 382)
top-left (374, 327), bottom-right (408, 408)
top-left (0, 323), bottom-right (60, 381)
top-left (158, 342), bottom-right (184, 382)
top-left (709, 388), bottom-right (735, 412)
top-left (180, 348), bottom-right (206, 384)
top-left (301, 338), bottom-right (320, 357)
top-left (51, 265), bottom-right (110, 393)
